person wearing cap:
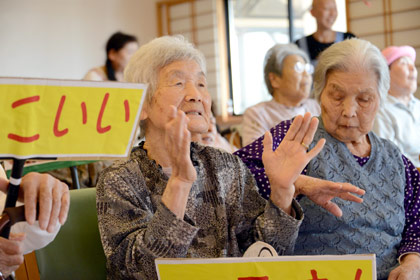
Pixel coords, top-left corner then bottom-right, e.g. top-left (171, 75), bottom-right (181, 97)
top-left (241, 43), bottom-right (320, 146)
top-left (373, 45), bottom-right (420, 167)
top-left (295, 0), bottom-right (355, 67)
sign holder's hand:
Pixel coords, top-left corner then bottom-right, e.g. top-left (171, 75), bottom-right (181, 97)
top-left (263, 113), bottom-right (325, 214)
top-left (0, 233), bottom-right (25, 279)
top-left (0, 159), bottom-right (26, 238)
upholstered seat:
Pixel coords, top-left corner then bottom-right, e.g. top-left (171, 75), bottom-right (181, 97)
top-left (15, 188), bottom-right (106, 280)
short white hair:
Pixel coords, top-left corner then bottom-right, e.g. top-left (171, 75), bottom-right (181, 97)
top-left (124, 35), bottom-right (207, 104)
top-left (124, 35), bottom-right (207, 138)
top-left (313, 38), bottom-right (389, 104)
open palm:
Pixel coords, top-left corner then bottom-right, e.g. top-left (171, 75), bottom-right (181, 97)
top-left (262, 113), bottom-right (325, 198)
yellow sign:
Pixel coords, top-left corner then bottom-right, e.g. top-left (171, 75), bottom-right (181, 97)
top-left (0, 77), bottom-right (146, 159)
top-left (156, 255), bottom-right (376, 280)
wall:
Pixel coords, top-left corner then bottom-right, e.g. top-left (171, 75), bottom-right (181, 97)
top-left (156, 0), bottom-right (228, 117)
top-left (347, 0), bottom-right (420, 98)
top-left (0, 0), bottom-right (159, 80)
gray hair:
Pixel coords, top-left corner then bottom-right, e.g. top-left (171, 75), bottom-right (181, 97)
top-left (264, 43), bottom-right (310, 95)
top-left (124, 35), bottom-right (207, 103)
top-left (313, 38), bottom-right (389, 104)
top-left (124, 35), bottom-right (206, 138)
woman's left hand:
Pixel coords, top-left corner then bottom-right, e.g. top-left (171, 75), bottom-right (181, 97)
top-left (262, 112), bottom-right (325, 214)
top-left (388, 254), bottom-right (420, 280)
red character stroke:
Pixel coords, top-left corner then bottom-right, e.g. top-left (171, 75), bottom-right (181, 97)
top-left (8, 95), bottom-right (41, 143)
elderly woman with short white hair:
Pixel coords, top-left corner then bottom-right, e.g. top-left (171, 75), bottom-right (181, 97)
top-left (241, 43), bottom-right (320, 146)
top-left (94, 35), bottom-right (363, 280)
top-left (235, 38), bottom-right (420, 280)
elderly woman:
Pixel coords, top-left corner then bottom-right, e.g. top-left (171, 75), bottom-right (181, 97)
top-left (241, 43), bottom-right (320, 146)
top-left (95, 35), bottom-right (355, 280)
top-left (373, 45), bottom-right (420, 167)
top-left (235, 38), bottom-right (420, 280)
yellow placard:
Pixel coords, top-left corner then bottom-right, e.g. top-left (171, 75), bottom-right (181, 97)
top-left (156, 255), bottom-right (376, 280)
top-left (0, 77), bottom-right (146, 159)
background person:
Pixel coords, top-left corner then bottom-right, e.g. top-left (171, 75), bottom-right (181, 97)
top-left (191, 113), bottom-right (236, 153)
top-left (295, 0), bottom-right (355, 66)
top-left (48, 32), bottom-right (139, 189)
top-left (373, 45), bottom-right (420, 167)
top-left (0, 165), bottom-right (69, 278)
top-left (235, 38), bottom-right (420, 280)
top-left (241, 43), bottom-right (320, 146)
top-left (83, 31), bottom-right (138, 82)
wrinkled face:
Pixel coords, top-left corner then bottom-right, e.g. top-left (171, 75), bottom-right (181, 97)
top-left (143, 60), bottom-right (211, 136)
top-left (275, 54), bottom-right (313, 103)
top-left (312, 0), bottom-right (338, 30)
top-left (110, 41), bottom-right (139, 70)
top-left (320, 69), bottom-right (380, 143)
top-left (389, 56), bottom-right (418, 96)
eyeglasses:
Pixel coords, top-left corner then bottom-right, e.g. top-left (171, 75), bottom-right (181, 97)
top-left (294, 61), bottom-right (314, 75)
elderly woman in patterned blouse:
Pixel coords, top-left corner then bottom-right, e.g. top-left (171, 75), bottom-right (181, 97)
top-left (235, 38), bottom-right (420, 280)
top-left (95, 35), bottom-right (364, 280)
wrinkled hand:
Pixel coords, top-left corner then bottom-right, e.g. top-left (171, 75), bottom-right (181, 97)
top-left (165, 106), bottom-right (197, 184)
top-left (0, 233), bottom-right (25, 277)
top-left (0, 173), bottom-right (69, 233)
top-left (262, 113), bottom-right (325, 213)
top-left (162, 106), bottom-right (197, 218)
top-left (295, 175), bottom-right (365, 217)
top-left (388, 254), bottom-right (420, 280)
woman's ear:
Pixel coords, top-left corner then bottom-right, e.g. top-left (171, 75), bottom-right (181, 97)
top-left (108, 49), bottom-right (117, 61)
top-left (140, 102), bottom-right (149, 121)
top-left (268, 72), bottom-right (282, 89)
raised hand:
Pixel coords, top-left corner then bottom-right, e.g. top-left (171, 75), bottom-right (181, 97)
top-left (165, 105), bottom-right (197, 184)
top-left (295, 175), bottom-right (365, 217)
top-left (161, 105), bottom-right (197, 218)
top-left (262, 113), bottom-right (325, 214)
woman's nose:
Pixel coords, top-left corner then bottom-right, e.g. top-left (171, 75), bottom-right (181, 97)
top-left (185, 83), bottom-right (203, 102)
top-left (342, 99), bottom-right (357, 117)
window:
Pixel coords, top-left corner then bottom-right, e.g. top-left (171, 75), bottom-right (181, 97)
top-left (226, 0), bottom-right (348, 115)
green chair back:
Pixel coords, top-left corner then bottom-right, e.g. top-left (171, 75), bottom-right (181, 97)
top-left (35, 188), bottom-right (106, 279)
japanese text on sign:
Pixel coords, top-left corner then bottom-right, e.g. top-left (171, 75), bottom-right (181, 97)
top-left (155, 254), bottom-right (376, 280)
top-left (0, 78), bottom-right (146, 159)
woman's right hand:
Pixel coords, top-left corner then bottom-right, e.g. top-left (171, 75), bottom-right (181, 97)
top-left (161, 106), bottom-right (197, 219)
top-left (165, 106), bottom-right (197, 184)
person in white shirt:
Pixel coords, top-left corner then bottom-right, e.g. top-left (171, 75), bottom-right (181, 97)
top-left (241, 43), bottom-right (320, 146)
top-left (373, 45), bottom-right (420, 167)
top-left (0, 165), bottom-right (69, 278)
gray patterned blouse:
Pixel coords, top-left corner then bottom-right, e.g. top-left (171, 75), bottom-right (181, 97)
top-left (96, 142), bottom-right (303, 279)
